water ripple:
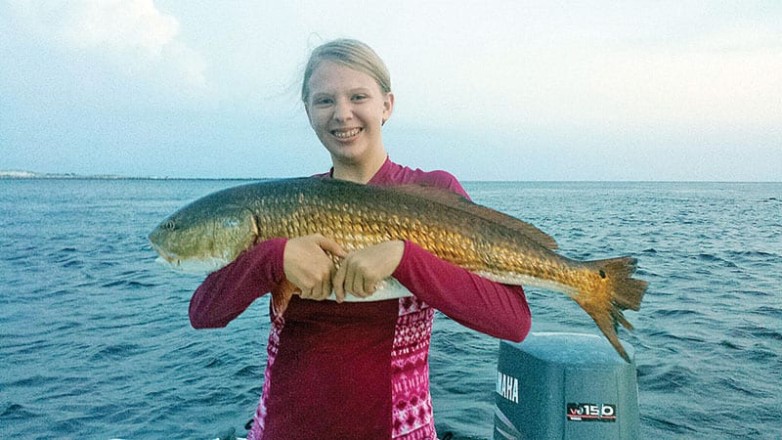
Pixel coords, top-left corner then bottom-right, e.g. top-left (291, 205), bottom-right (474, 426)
top-left (2, 180), bottom-right (781, 439)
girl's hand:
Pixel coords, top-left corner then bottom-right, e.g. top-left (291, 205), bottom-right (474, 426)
top-left (283, 234), bottom-right (347, 300)
top-left (333, 240), bottom-right (405, 302)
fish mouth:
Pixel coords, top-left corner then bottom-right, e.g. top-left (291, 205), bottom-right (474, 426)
top-left (154, 253), bottom-right (228, 274)
top-left (154, 255), bottom-right (179, 268)
top-left (149, 241), bottom-right (179, 265)
top-left (149, 240), bottom-right (230, 273)
top-left (331, 127), bottom-right (362, 140)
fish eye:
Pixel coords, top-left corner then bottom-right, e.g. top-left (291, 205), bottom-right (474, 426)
top-left (163, 220), bottom-right (176, 230)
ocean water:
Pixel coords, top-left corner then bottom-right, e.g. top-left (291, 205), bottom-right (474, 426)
top-left (1, 179), bottom-right (780, 439)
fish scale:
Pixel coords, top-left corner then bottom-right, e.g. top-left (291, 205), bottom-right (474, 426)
top-left (149, 177), bottom-right (647, 361)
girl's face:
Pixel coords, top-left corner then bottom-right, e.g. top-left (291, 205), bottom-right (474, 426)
top-left (305, 61), bottom-right (394, 168)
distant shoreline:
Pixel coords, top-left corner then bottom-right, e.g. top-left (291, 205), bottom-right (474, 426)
top-left (1, 170), bottom-right (125, 179)
top-left (0, 170), bottom-right (259, 181)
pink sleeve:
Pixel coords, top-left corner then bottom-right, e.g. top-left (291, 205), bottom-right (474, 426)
top-left (418, 170), bottom-right (472, 200)
top-left (392, 241), bottom-right (531, 342)
top-left (189, 238), bottom-right (287, 329)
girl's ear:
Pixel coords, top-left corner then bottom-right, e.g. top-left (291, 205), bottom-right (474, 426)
top-left (382, 92), bottom-right (395, 125)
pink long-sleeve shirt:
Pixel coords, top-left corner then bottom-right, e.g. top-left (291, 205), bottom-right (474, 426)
top-left (189, 158), bottom-right (531, 440)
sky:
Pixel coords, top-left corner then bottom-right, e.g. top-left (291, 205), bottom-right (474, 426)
top-left (1, 0), bottom-right (780, 181)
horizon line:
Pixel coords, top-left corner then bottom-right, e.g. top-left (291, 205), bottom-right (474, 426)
top-left (1, 171), bottom-right (779, 184)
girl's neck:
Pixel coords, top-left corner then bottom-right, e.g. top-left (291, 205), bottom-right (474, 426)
top-left (331, 150), bottom-right (387, 184)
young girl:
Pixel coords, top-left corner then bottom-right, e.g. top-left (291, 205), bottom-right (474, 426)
top-left (189, 39), bottom-right (531, 440)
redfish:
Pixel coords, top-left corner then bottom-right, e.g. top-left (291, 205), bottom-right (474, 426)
top-left (149, 178), bottom-right (647, 361)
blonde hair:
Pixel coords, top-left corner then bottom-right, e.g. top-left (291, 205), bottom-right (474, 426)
top-left (301, 39), bottom-right (391, 104)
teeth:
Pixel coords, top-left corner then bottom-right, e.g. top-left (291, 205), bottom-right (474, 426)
top-left (333, 128), bottom-right (361, 138)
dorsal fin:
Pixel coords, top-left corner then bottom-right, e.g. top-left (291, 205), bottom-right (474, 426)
top-left (390, 184), bottom-right (558, 250)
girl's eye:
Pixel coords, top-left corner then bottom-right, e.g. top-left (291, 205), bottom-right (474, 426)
top-left (352, 94), bottom-right (368, 101)
top-left (313, 97), bottom-right (333, 106)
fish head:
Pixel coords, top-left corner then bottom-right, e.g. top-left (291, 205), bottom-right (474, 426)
top-left (149, 195), bottom-right (258, 272)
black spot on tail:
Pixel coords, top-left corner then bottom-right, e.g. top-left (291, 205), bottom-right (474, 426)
top-left (577, 257), bottom-right (648, 362)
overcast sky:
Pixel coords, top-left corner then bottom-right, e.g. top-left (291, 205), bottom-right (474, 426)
top-left (1, 0), bottom-right (780, 181)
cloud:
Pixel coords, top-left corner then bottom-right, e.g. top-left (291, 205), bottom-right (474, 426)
top-left (55, 0), bottom-right (179, 57)
top-left (388, 14), bottom-right (781, 135)
top-left (4, 0), bottom-right (208, 105)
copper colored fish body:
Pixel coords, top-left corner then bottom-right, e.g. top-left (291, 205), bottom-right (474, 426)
top-left (149, 178), bottom-right (647, 361)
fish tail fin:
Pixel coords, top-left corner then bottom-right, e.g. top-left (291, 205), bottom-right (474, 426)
top-left (271, 279), bottom-right (297, 317)
top-left (573, 257), bottom-right (648, 362)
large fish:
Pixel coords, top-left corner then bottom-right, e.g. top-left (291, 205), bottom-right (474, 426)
top-left (149, 178), bottom-right (647, 361)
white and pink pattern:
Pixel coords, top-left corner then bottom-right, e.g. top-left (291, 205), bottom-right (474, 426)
top-left (391, 297), bottom-right (436, 439)
top-left (247, 314), bottom-right (285, 440)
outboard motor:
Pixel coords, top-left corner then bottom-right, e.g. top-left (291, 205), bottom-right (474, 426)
top-left (494, 333), bottom-right (639, 439)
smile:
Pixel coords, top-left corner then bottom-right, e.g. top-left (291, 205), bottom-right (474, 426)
top-left (331, 127), bottom-right (362, 139)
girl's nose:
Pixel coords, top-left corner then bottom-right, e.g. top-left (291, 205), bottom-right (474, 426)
top-left (333, 98), bottom-right (353, 122)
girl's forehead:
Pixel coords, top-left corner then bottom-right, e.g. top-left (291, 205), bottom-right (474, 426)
top-left (308, 61), bottom-right (380, 93)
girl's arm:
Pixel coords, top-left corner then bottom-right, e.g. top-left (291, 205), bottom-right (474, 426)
top-left (189, 238), bottom-right (287, 328)
top-left (393, 241), bottom-right (531, 342)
